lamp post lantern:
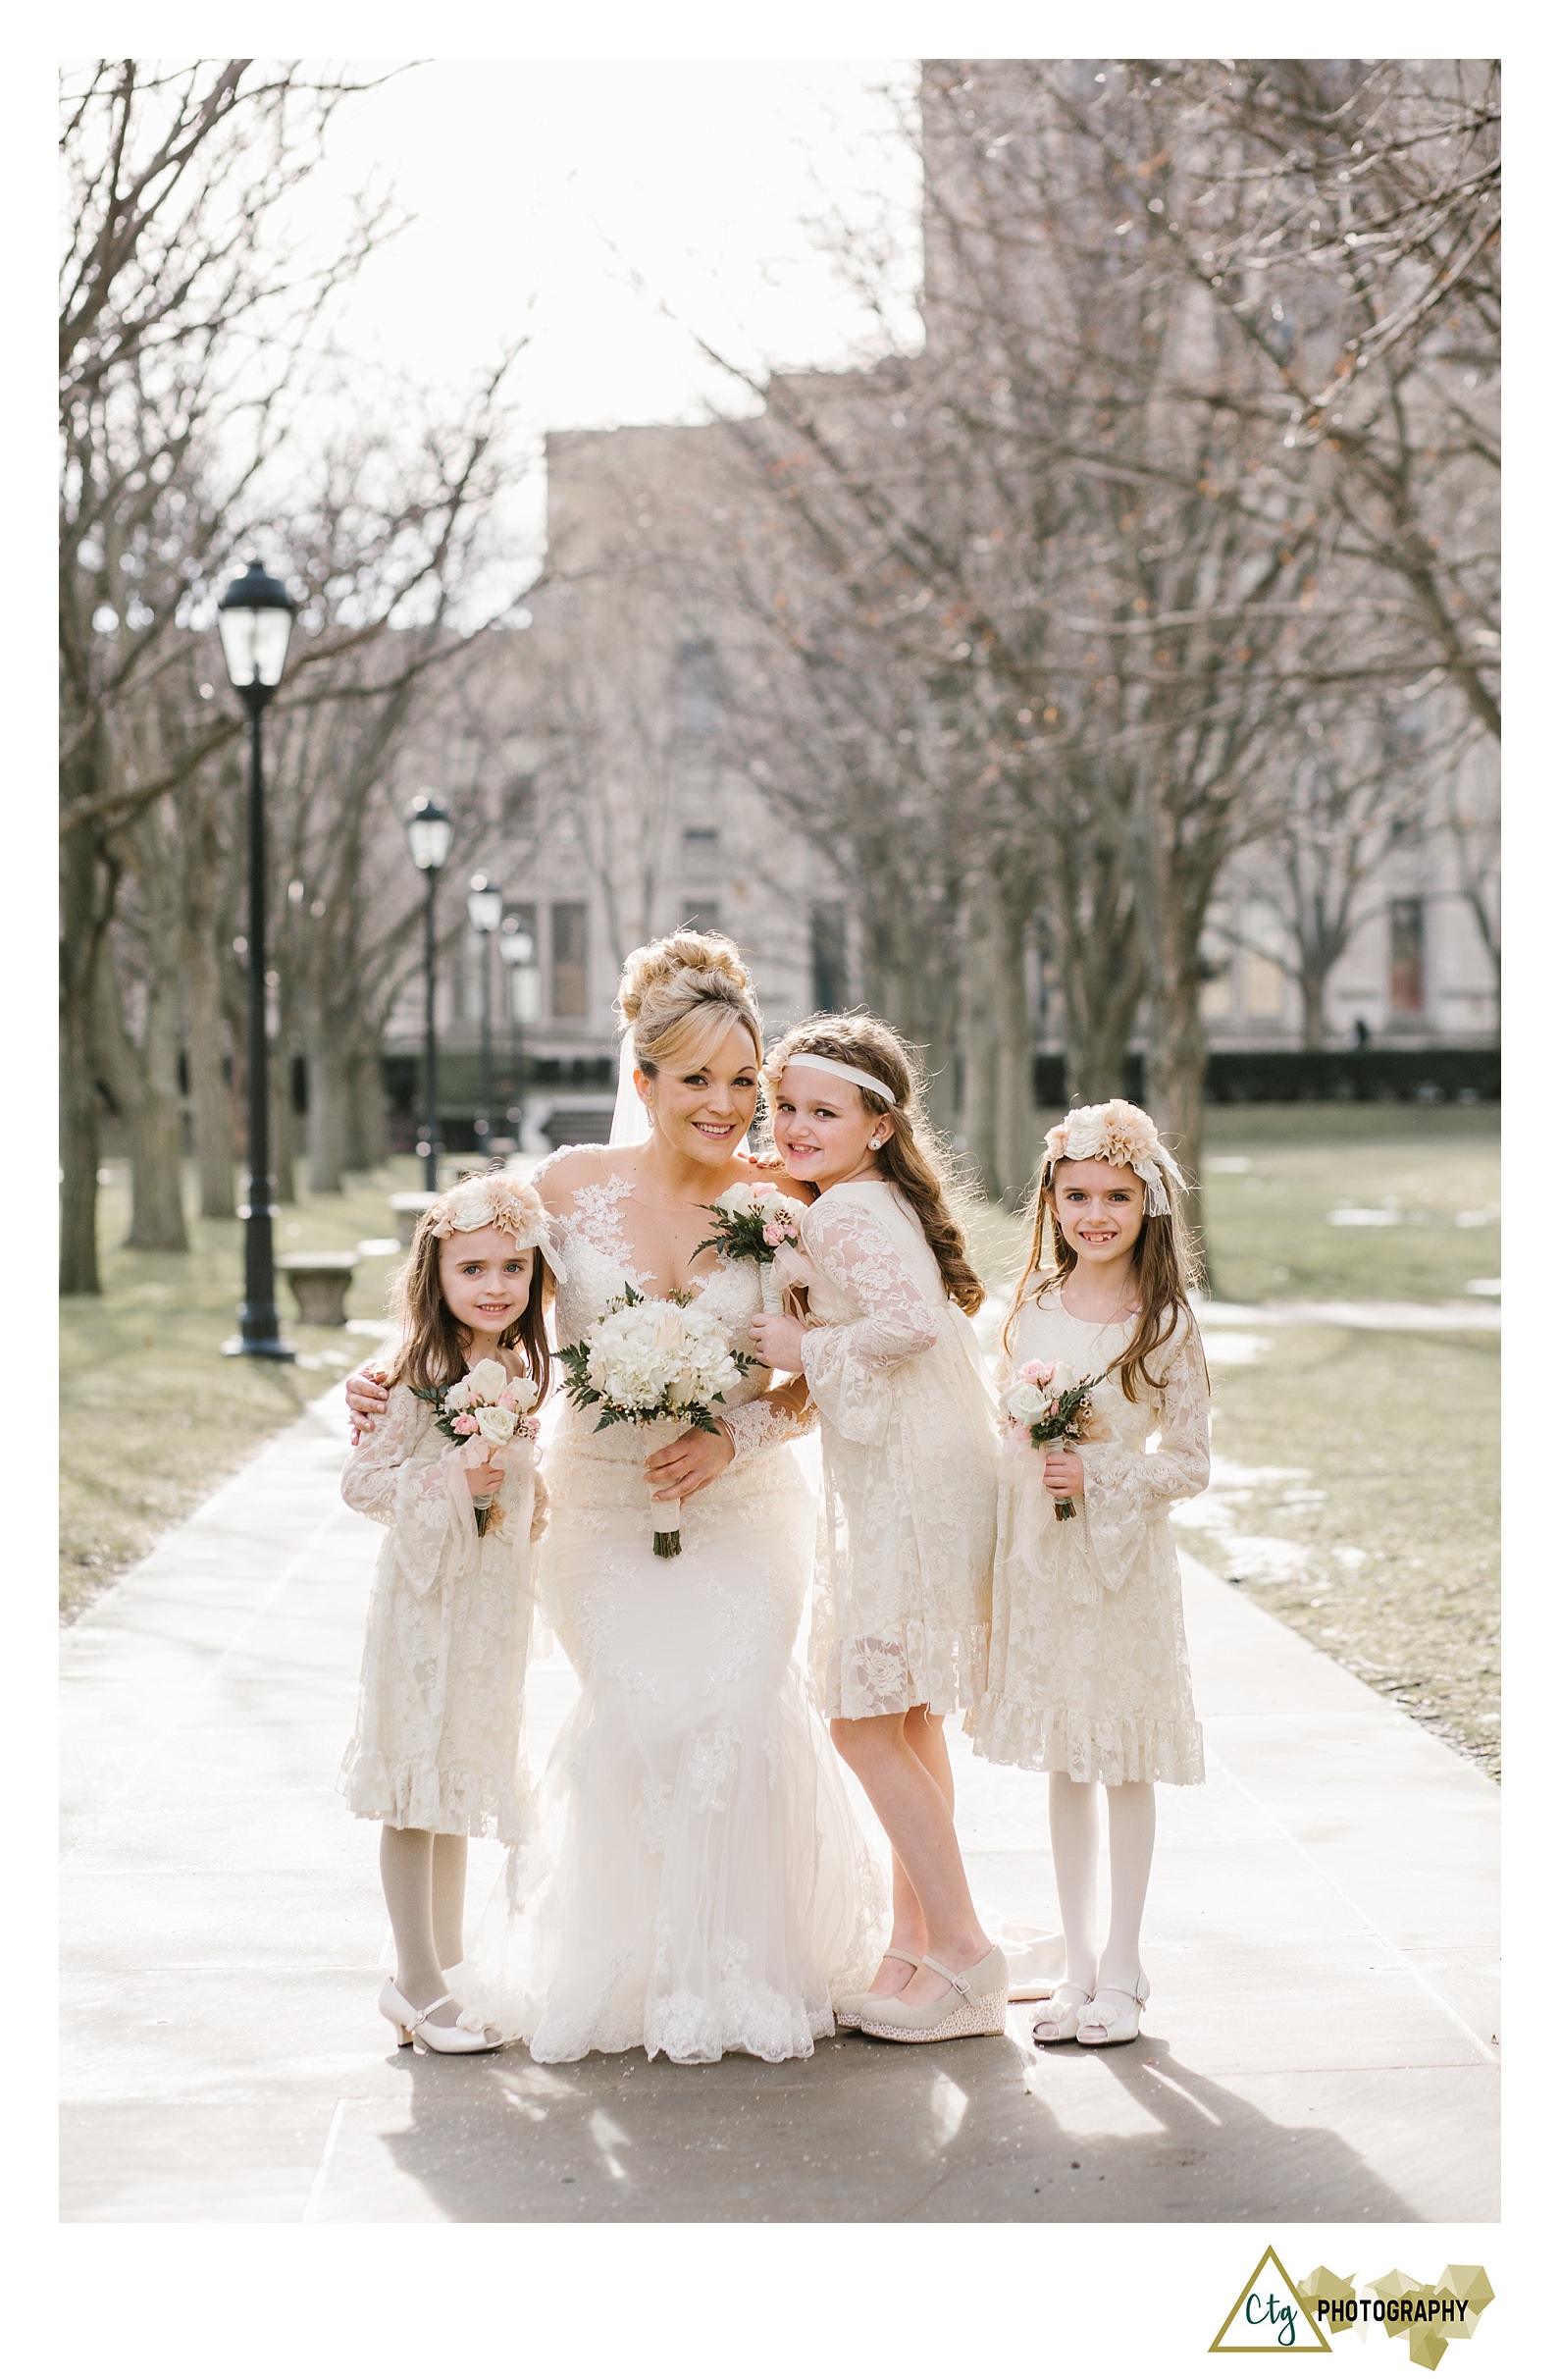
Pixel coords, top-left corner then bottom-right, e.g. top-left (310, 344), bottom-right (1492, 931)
top-left (466, 873), bottom-right (503, 1157)
top-left (217, 557), bottom-right (297, 1360)
top-left (497, 914), bottom-right (537, 1152)
top-left (404, 792), bottom-right (453, 1190)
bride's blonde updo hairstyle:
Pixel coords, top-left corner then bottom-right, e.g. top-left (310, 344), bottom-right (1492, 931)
top-left (761, 1012), bottom-right (986, 1318)
top-left (617, 927), bottom-right (764, 1080)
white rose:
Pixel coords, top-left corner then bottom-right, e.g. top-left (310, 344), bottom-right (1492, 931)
top-left (475, 1405), bottom-right (517, 1446)
top-left (714, 1183), bottom-right (756, 1216)
top-left (445, 1380), bottom-right (473, 1411)
top-left (465, 1356), bottom-right (509, 1402)
top-left (1005, 1381), bottom-right (1048, 1423)
top-left (449, 1185), bottom-right (495, 1234)
top-left (1045, 1361), bottom-right (1077, 1399)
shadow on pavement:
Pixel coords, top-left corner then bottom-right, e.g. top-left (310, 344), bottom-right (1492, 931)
top-left (348, 2017), bottom-right (1423, 2223)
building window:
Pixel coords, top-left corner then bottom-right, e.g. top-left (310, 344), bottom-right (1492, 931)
top-left (550, 901), bottom-right (588, 1019)
top-left (505, 902), bottom-right (541, 1026)
top-left (1242, 902), bottom-right (1286, 1020)
top-left (675, 639), bottom-right (721, 738)
top-left (1199, 902), bottom-right (1233, 1018)
top-left (680, 902), bottom-right (722, 936)
top-left (683, 825), bottom-right (719, 852)
top-left (1389, 897), bottom-right (1425, 1014)
top-left (810, 902), bottom-right (848, 1013)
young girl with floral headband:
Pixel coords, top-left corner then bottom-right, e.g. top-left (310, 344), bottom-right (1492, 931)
top-left (338, 1174), bottom-right (562, 2054)
top-left (749, 1015), bottom-right (1005, 2045)
top-left (966, 1099), bottom-right (1209, 2048)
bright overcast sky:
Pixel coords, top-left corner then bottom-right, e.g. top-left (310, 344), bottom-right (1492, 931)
top-left (295, 58), bottom-right (921, 577)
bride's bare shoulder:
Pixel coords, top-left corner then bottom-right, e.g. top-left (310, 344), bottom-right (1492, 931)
top-left (525, 1142), bottom-right (628, 1206)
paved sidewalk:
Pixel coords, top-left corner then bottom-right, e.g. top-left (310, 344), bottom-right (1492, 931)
top-left (61, 1388), bottom-right (1498, 2223)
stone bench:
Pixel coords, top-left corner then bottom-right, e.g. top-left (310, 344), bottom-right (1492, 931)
top-left (276, 1251), bottom-right (360, 1329)
top-left (388, 1190), bottom-right (442, 1248)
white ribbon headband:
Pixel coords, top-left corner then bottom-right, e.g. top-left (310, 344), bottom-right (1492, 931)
top-left (778, 1051), bottom-right (899, 1107)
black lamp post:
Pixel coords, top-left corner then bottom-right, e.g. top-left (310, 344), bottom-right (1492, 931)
top-left (466, 873), bottom-right (504, 1157)
top-left (498, 914), bottom-right (537, 1151)
top-left (404, 791), bottom-right (453, 1190)
top-left (217, 557), bottom-right (297, 1360)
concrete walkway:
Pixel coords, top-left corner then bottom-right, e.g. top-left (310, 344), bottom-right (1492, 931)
top-left (61, 1389), bottom-right (1498, 2224)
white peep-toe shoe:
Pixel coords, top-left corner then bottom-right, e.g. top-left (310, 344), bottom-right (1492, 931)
top-left (834, 1949), bottom-right (921, 2032)
top-left (1075, 1968), bottom-right (1150, 2047)
top-left (1031, 1978), bottom-right (1095, 2045)
top-left (379, 1978), bottom-right (501, 2055)
top-left (858, 1943), bottom-right (1011, 2043)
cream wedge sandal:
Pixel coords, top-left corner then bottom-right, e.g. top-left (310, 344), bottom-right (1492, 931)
top-left (858, 1942), bottom-right (1011, 2043)
top-left (835, 1949), bottom-right (921, 2032)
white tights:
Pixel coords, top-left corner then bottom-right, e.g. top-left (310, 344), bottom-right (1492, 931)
top-left (379, 1825), bottom-right (470, 2012)
top-left (1048, 1772), bottom-right (1156, 1996)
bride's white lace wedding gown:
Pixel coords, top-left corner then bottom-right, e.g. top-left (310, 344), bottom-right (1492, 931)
top-left (456, 1154), bottom-right (886, 2063)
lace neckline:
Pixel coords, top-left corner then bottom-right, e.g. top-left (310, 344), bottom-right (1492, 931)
top-left (563, 1163), bottom-right (733, 1303)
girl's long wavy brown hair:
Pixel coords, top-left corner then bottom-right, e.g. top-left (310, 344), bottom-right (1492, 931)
top-left (386, 1211), bottom-right (553, 1402)
top-left (1004, 1142), bottom-right (1205, 1403)
top-left (761, 1013), bottom-right (986, 1318)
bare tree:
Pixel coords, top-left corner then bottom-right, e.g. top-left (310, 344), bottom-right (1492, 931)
top-left (59, 58), bottom-right (400, 1290)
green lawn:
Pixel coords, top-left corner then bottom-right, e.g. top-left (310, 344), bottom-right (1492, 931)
top-left (59, 1158), bottom-right (421, 1618)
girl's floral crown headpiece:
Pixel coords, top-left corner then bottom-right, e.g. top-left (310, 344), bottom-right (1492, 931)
top-left (425, 1173), bottom-right (566, 1279)
top-left (1042, 1098), bottom-right (1186, 1219)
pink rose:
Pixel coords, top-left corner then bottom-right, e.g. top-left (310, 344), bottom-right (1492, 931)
top-left (452, 1412), bottom-right (479, 1436)
top-left (762, 1221), bottom-right (788, 1246)
top-left (1019, 1359), bottom-right (1056, 1386)
top-left (496, 1384), bottom-right (521, 1409)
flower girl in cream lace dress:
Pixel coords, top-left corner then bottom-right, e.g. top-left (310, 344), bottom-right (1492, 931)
top-left (339, 1175), bottom-right (559, 2055)
top-left (966, 1100), bottom-right (1209, 2048)
top-left (749, 1016), bottom-right (1006, 2044)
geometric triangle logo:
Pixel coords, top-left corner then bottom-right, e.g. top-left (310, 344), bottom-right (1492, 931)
top-left (1211, 2248), bottom-right (1332, 2352)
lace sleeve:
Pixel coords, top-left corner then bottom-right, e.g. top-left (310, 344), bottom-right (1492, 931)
top-left (340, 1385), bottom-right (483, 1598)
top-left (721, 1376), bottom-right (817, 1462)
top-left (1075, 1317), bottom-right (1212, 1592)
top-left (800, 1196), bottom-right (941, 1448)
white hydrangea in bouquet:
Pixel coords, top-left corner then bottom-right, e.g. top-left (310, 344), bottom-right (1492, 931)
top-left (415, 1356), bottom-right (540, 1536)
top-left (692, 1181), bottom-right (809, 1311)
top-left (558, 1288), bottom-right (755, 1556)
top-left (1003, 1359), bottom-right (1107, 1522)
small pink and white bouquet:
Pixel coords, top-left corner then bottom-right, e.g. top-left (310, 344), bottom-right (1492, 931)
top-left (693, 1182), bottom-right (809, 1312)
top-left (1003, 1359), bottom-right (1106, 1522)
top-left (416, 1356), bottom-right (540, 1536)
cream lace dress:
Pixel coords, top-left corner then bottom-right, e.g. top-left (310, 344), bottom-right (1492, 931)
top-left (456, 1153), bottom-right (886, 2065)
top-left (965, 1287), bottom-right (1209, 1785)
top-left (338, 1385), bottom-right (542, 1844)
top-left (776, 1181), bottom-right (997, 1720)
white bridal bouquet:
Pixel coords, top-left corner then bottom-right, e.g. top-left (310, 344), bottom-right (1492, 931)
top-left (1003, 1359), bottom-right (1106, 1523)
top-left (415, 1356), bottom-right (540, 1535)
top-left (558, 1288), bottom-right (755, 1556)
top-left (692, 1181), bottom-right (808, 1311)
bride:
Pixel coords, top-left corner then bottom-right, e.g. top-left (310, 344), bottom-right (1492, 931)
top-left (348, 929), bottom-right (885, 2061)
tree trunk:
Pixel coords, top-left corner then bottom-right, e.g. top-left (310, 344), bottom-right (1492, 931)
top-left (346, 1041), bottom-right (389, 1171)
top-left (956, 902), bottom-right (1001, 1197)
top-left (180, 786), bottom-right (238, 1218)
top-left (992, 892), bottom-right (1040, 1209)
top-left (59, 822), bottom-right (110, 1294)
top-left (92, 939), bottom-right (189, 1252)
top-left (1299, 971), bottom-right (1327, 1050)
top-left (1141, 917), bottom-right (1210, 1283)
top-left (184, 924), bottom-right (237, 1216)
top-left (269, 1033), bottom-right (297, 1208)
top-left (306, 1019), bottom-right (350, 1195)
